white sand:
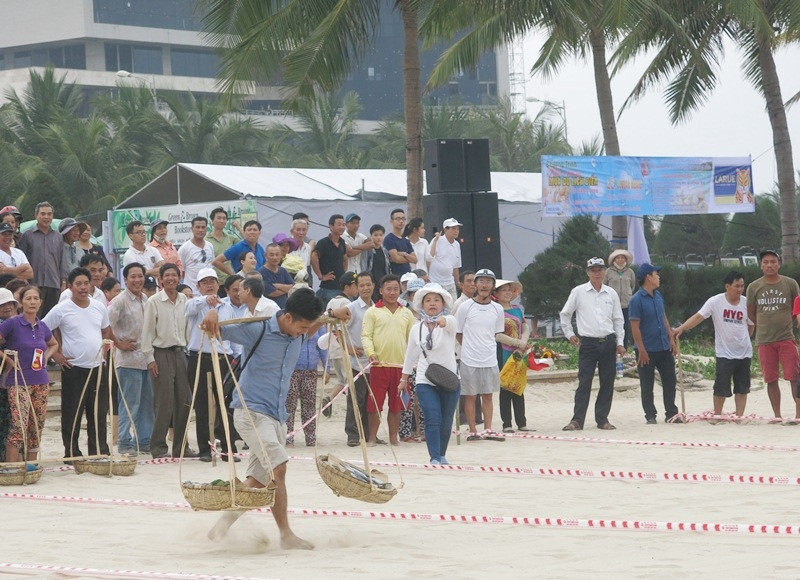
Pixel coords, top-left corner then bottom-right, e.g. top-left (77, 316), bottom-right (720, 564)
top-left (3, 374), bottom-right (800, 579)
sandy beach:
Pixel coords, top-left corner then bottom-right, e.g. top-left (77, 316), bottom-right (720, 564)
top-left (3, 372), bottom-right (800, 579)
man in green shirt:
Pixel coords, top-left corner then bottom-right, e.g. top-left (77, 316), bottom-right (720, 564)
top-left (746, 250), bottom-right (800, 420)
top-left (205, 207), bottom-right (242, 286)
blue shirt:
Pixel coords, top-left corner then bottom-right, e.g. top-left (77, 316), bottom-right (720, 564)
top-left (259, 265), bottom-right (295, 309)
top-left (294, 327), bottom-right (326, 371)
top-left (220, 312), bottom-right (306, 422)
top-left (224, 240), bottom-right (265, 272)
top-left (628, 287), bottom-right (671, 352)
top-left (383, 232), bottom-right (414, 275)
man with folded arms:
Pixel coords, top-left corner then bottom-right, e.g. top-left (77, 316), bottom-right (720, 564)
top-left (560, 257), bottom-right (625, 431)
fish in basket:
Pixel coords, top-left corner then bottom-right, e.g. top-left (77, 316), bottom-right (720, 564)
top-left (73, 456), bottom-right (137, 476)
top-left (317, 454), bottom-right (397, 504)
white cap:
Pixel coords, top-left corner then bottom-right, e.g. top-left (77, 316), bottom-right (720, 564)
top-left (197, 267), bottom-right (218, 282)
top-left (400, 272), bottom-right (418, 284)
top-left (443, 218), bottom-right (463, 228)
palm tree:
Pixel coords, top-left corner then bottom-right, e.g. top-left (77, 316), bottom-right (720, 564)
top-left (614, 0), bottom-right (800, 262)
top-left (422, 0), bottom-right (660, 248)
top-left (200, 0), bottom-right (429, 217)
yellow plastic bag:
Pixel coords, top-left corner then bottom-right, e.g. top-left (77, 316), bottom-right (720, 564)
top-left (500, 354), bottom-right (528, 396)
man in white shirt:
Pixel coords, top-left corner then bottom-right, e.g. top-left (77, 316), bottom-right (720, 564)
top-left (427, 218), bottom-right (462, 299)
top-left (330, 271), bottom-right (374, 446)
top-left (342, 213), bottom-right (371, 273)
top-left (185, 267), bottom-right (237, 462)
top-left (0, 222), bottom-right (32, 280)
top-left (178, 216), bottom-right (216, 295)
top-left (44, 267), bottom-right (119, 460)
top-left (455, 268), bottom-right (509, 440)
top-left (59, 254), bottom-right (107, 303)
top-left (240, 274), bottom-right (280, 318)
top-left (559, 257), bottom-right (625, 431)
top-left (674, 271), bottom-right (754, 417)
top-left (122, 220), bottom-right (164, 278)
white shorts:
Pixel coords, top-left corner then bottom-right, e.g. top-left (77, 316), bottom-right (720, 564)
top-left (459, 363), bottom-right (500, 396)
top-left (233, 409), bottom-right (289, 485)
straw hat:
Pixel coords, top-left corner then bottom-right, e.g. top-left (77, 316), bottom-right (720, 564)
top-left (494, 279), bottom-right (522, 296)
top-left (608, 249), bottom-right (633, 266)
top-left (412, 282), bottom-right (453, 312)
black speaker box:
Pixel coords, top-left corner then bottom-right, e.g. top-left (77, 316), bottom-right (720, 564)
top-left (424, 139), bottom-right (465, 193)
top-left (422, 191), bottom-right (502, 277)
top-left (463, 138), bottom-right (491, 192)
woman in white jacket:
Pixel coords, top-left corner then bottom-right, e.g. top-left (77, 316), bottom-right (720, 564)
top-left (400, 283), bottom-right (459, 465)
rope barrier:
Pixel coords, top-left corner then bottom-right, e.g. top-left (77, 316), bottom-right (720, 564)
top-left (0, 562), bottom-right (271, 580)
top-left (2, 492), bottom-right (799, 536)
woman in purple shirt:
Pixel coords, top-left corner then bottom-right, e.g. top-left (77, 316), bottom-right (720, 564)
top-left (0, 286), bottom-right (58, 464)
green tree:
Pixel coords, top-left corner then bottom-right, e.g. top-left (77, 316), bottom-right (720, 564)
top-left (614, 0), bottom-right (800, 262)
top-left (651, 214), bottom-right (727, 260)
top-left (422, 0), bottom-right (652, 247)
top-left (518, 214), bottom-right (611, 319)
top-left (201, 0), bottom-right (430, 217)
top-left (720, 194), bottom-right (781, 254)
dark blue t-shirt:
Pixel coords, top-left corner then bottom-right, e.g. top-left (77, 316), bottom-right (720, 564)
top-left (259, 265), bottom-right (294, 308)
top-left (628, 287), bottom-right (671, 352)
top-left (383, 232), bottom-right (414, 275)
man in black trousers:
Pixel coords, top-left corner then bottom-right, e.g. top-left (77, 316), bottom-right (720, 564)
top-left (559, 257), bottom-right (626, 431)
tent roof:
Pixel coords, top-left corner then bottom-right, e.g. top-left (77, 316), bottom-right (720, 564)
top-left (115, 163), bottom-right (542, 209)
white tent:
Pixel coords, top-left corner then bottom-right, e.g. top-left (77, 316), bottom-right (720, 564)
top-left (116, 163), bottom-right (609, 283)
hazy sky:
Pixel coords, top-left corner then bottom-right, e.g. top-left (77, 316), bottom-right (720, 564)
top-left (522, 36), bottom-right (800, 195)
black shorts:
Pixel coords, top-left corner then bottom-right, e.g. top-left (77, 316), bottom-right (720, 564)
top-left (713, 357), bottom-right (751, 397)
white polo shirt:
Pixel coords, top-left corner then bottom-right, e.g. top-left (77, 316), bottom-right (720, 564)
top-left (428, 238), bottom-right (461, 287)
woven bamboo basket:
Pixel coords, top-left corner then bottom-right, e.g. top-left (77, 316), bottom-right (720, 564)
top-left (181, 479), bottom-right (276, 511)
top-left (73, 457), bottom-right (137, 477)
top-left (317, 454), bottom-right (397, 504)
top-left (0, 465), bottom-right (42, 486)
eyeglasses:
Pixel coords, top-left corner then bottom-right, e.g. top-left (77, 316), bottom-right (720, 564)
top-left (132, 229), bottom-right (146, 235)
top-left (393, 217), bottom-right (406, 222)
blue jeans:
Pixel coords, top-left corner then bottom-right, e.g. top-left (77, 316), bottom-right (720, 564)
top-left (117, 367), bottom-right (154, 451)
top-left (316, 287), bottom-right (341, 304)
top-left (415, 382), bottom-right (460, 462)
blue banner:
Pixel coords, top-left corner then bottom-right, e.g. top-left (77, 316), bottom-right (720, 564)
top-left (542, 156), bottom-right (754, 216)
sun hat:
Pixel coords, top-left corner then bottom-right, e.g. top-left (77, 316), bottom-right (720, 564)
top-left (494, 279), bottom-right (522, 295)
top-left (272, 233), bottom-right (299, 252)
top-left (608, 249), bottom-right (633, 266)
top-left (58, 218), bottom-right (80, 234)
top-left (0, 288), bottom-right (16, 306)
top-left (412, 282), bottom-right (453, 311)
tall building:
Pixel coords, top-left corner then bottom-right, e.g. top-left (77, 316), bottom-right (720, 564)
top-left (0, 0), bottom-right (508, 120)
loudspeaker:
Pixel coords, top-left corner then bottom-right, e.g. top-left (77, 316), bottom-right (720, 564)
top-left (423, 191), bottom-right (502, 277)
top-left (424, 139), bottom-right (465, 193)
top-left (463, 139), bottom-right (491, 192)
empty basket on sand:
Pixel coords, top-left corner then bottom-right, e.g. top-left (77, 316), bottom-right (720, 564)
top-left (73, 457), bottom-right (137, 477)
top-left (0, 465), bottom-right (42, 486)
top-left (317, 454), bottom-right (397, 504)
top-left (182, 478), bottom-right (276, 511)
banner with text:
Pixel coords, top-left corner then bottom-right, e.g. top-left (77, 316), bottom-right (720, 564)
top-left (109, 200), bottom-right (258, 252)
top-left (541, 156), bottom-right (755, 217)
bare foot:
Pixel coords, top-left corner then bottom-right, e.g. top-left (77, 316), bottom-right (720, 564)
top-left (208, 511), bottom-right (245, 540)
top-left (366, 441), bottom-right (376, 448)
top-left (281, 532), bottom-right (314, 550)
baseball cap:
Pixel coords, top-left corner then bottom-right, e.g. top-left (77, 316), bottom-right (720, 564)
top-left (443, 218), bottom-right (463, 229)
top-left (474, 268), bottom-right (496, 281)
top-left (0, 288), bottom-right (16, 306)
top-left (197, 267), bottom-right (218, 282)
top-left (339, 271), bottom-right (358, 289)
top-left (637, 262), bottom-right (662, 282)
top-left (0, 206), bottom-right (22, 218)
top-left (405, 278), bottom-right (425, 294)
top-left (0, 223), bottom-right (14, 234)
top-left (345, 213), bottom-right (361, 222)
top-left (586, 257), bottom-right (606, 269)
top-left (400, 272), bottom-right (418, 284)
top-left (144, 275), bottom-right (158, 289)
top-left (759, 249), bottom-right (780, 261)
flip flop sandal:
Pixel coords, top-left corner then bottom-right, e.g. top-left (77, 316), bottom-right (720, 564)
top-left (466, 433), bottom-right (483, 442)
top-left (597, 423), bottom-right (616, 430)
top-left (483, 431), bottom-right (506, 442)
top-left (562, 421), bottom-right (582, 431)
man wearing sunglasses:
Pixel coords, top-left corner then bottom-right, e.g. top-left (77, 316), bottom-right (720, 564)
top-left (178, 216), bottom-right (216, 296)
